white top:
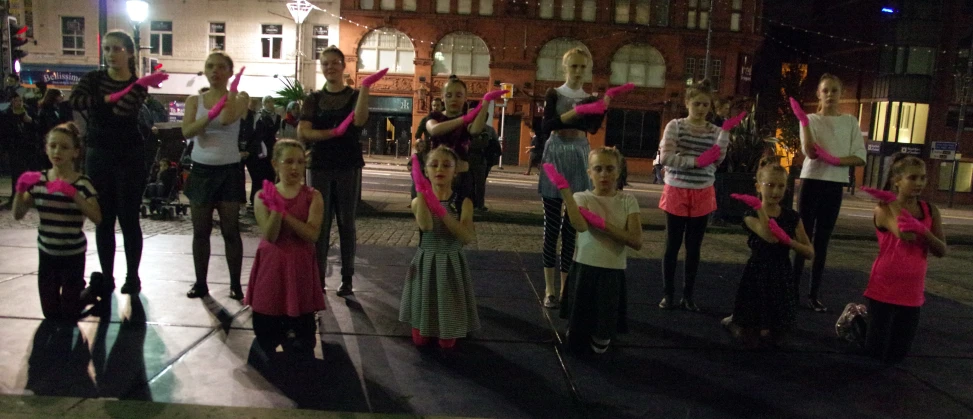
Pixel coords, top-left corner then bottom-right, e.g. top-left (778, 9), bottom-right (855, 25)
top-left (800, 113), bottom-right (866, 183)
top-left (190, 95), bottom-right (242, 166)
top-left (573, 190), bottom-right (640, 270)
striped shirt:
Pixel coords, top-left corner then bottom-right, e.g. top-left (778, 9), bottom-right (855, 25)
top-left (659, 118), bottom-right (729, 189)
top-left (29, 172), bottom-right (97, 256)
top-left (69, 70), bottom-right (147, 149)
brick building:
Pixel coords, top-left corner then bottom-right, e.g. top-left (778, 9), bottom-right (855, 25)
top-left (337, 0), bottom-right (764, 171)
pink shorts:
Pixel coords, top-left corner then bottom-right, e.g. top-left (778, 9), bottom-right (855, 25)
top-left (658, 184), bottom-right (717, 218)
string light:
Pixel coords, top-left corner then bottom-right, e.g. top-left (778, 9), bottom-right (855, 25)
top-left (760, 16), bottom-right (951, 55)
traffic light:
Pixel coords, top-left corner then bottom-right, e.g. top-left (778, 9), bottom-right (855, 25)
top-left (7, 17), bottom-right (28, 71)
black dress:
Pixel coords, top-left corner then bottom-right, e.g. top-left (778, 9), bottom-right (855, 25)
top-left (733, 208), bottom-right (800, 331)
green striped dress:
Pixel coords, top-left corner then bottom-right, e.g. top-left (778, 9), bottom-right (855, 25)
top-left (399, 199), bottom-right (480, 339)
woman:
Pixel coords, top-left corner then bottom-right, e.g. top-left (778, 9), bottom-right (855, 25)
top-left (297, 46), bottom-right (384, 297)
top-left (181, 51), bottom-right (250, 300)
top-left (245, 95), bottom-right (279, 206)
top-left (69, 31), bottom-right (164, 296)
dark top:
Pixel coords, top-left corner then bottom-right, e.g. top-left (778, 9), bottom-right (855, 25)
top-left (252, 110), bottom-right (280, 159)
top-left (0, 107), bottom-right (36, 146)
top-left (238, 109), bottom-right (256, 153)
top-left (540, 88), bottom-right (603, 139)
top-left (300, 87), bottom-right (364, 171)
top-left (69, 70), bottom-right (147, 150)
top-left (427, 111), bottom-right (472, 162)
top-left (415, 114), bottom-right (434, 141)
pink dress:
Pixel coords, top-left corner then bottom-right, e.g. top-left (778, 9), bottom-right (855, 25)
top-left (865, 201), bottom-right (932, 307)
top-left (244, 186), bottom-right (326, 316)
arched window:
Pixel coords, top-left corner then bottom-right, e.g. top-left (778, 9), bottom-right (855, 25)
top-left (535, 38), bottom-right (592, 82)
top-left (432, 32), bottom-right (491, 77)
top-left (610, 44), bottom-right (666, 87)
top-left (357, 28), bottom-right (416, 74)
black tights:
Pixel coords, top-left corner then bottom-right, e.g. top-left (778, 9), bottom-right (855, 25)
top-left (190, 201), bottom-right (243, 290)
top-left (86, 147), bottom-right (146, 284)
top-left (542, 198), bottom-right (576, 272)
top-left (793, 179), bottom-right (844, 300)
top-left (252, 311), bottom-right (317, 355)
top-left (662, 212), bottom-right (708, 301)
top-left (864, 298), bottom-right (920, 364)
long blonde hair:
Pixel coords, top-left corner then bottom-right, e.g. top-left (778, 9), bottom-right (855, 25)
top-left (816, 73), bottom-right (843, 113)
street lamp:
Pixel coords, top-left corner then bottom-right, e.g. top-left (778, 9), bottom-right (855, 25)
top-left (127, 0), bottom-right (149, 76)
top-left (287, 0), bottom-right (313, 86)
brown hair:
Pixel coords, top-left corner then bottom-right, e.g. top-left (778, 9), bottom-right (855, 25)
top-left (444, 75), bottom-right (467, 92)
top-left (756, 156), bottom-right (787, 182)
top-left (426, 145), bottom-right (460, 164)
top-left (320, 46), bottom-right (345, 64)
top-left (272, 139), bottom-right (305, 162)
top-left (104, 31), bottom-right (137, 76)
top-left (48, 122), bottom-right (82, 149)
top-left (686, 78), bottom-right (715, 104)
top-left (40, 89), bottom-right (63, 108)
top-left (886, 153), bottom-right (925, 191)
top-left (562, 47), bottom-right (591, 66)
top-left (589, 147), bottom-right (623, 167)
top-left (207, 50), bottom-right (234, 73)
top-left (816, 73), bottom-right (843, 112)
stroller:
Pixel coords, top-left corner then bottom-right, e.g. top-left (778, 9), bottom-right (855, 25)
top-left (141, 130), bottom-right (191, 220)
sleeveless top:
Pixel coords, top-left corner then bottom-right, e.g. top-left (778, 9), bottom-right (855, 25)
top-left (191, 95), bottom-right (242, 166)
top-left (865, 201), bottom-right (932, 307)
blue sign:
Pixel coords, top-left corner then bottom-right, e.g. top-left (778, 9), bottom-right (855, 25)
top-left (933, 142), bottom-right (958, 151)
top-left (19, 64), bottom-right (99, 86)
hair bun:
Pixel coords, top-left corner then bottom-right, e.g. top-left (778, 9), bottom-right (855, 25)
top-left (60, 122), bottom-right (81, 137)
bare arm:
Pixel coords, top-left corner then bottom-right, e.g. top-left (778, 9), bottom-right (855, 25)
top-left (440, 198), bottom-right (477, 245)
top-left (559, 187), bottom-right (588, 233)
top-left (254, 196), bottom-right (283, 243)
top-left (181, 96), bottom-right (210, 138)
top-left (790, 220), bottom-right (815, 260)
top-left (218, 91), bottom-right (250, 126)
top-left (602, 213), bottom-right (642, 250)
top-left (925, 205), bottom-right (948, 258)
top-left (74, 194), bottom-right (102, 225)
top-left (281, 190), bottom-right (324, 243)
top-left (12, 192), bottom-right (32, 220)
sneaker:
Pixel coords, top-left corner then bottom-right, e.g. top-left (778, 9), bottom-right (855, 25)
top-left (658, 297), bottom-right (676, 310)
top-left (543, 295), bottom-right (559, 309)
top-left (336, 283), bottom-right (354, 297)
top-left (807, 299), bottom-right (828, 313)
top-left (680, 299), bottom-right (700, 312)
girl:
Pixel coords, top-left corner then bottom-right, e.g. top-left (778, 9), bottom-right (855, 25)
top-left (722, 158), bottom-right (814, 347)
top-left (181, 51), bottom-right (250, 300)
top-left (13, 123), bottom-right (102, 320)
top-left (658, 79), bottom-right (741, 311)
top-left (425, 76), bottom-right (506, 211)
top-left (244, 140), bottom-right (326, 356)
top-left (536, 48), bottom-right (610, 309)
top-left (402, 146), bottom-right (480, 349)
top-left (297, 46), bottom-right (384, 297)
top-left (70, 30), bottom-right (167, 296)
top-left (790, 74), bottom-right (867, 312)
top-left (549, 148), bottom-right (642, 355)
top-left (862, 154), bottom-right (946, 364)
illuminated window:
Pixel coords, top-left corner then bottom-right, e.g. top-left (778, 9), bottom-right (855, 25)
top-left (562, 0), bottom-right (576, 20)
top-left (615, 0), bottom-right (630, 23)
top-left (432, 32), bottom-right (490, 77)
top-left (938, 162), bottom-right (973, 192)
top-left (687, 0), bottom-right (710, 29)
top-left (871, 102), bottom-right (929, 144)
top-left (536, 38), bottom-right (592, 82)
top-left (582, 0), bottom-right (596, 21)
top-left (611, 44), bottom-right (666, 87)
top-left (539, 0), bottom-right (554, 18)
top-left (479, 0), bottom-right (493, 15)
top-left (731, 0), bottom-right (742, 31)
top-left (61, 17), bottom-right (85, 56)
top-left (357, 29), bottom-right (416, 74)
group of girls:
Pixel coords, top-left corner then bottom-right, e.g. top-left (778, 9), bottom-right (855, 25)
top-left (13, 29), bottom-right (947, 364)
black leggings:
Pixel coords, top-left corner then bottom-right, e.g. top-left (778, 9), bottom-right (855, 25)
top-left (252, 311), bottom-right (317, 355)
top-left (37, 251), bottom-right (86, 319)
top-left (542, 198), bottom-right (576, 272)
top-left (86, 147), bottom-right (147, 284)
top-left (309, 167), bottom-right (361, 282)
top-left (793, 179), bottom-right (844, 300)
top-left (864, 298), bottom-right (921, 364)
top-left (662, 212), bottom-right (708, 300)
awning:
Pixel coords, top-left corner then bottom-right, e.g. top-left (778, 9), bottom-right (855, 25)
top-left (19, 64), bottom-right (100, 87)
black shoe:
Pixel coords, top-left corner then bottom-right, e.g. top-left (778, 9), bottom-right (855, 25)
top-left (229, 286), bottom-right (244, 301)
top-left (89, 272), bottom-right (115, 300)
top-left (680, 299), bottom-right (700, 312)
top-left (336, 282), bottom-right (354, 297)
top-left (120, 277), bottom-right (141, 295)
top-left (807, 299), bottom-right (828, 313)
top-left (658, 297), bottom-right (676, 310)
top-left (186, 284), bottom-right (209, 298)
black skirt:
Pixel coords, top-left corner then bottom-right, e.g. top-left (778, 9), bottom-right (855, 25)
top-left (560, 261), bottom-right (628, 349)
top-left (184, 161), bottom-right (246, 204)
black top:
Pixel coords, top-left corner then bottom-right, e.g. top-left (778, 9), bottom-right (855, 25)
top-left (540, 88), bottom-right (604, 140)
top-left (252, 110), bottom-right (280, 160)
top-left (300, 87), bottom-right (364, 171)
top-left (70, 70), bottom-right (147, 150)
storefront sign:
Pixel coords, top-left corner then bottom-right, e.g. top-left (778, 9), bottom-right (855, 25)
top-left (19, 64), bottom-right (99, 86)
top-left (736, 53), bottom-right (753, 96)
top-left (930, 141), bottom-right (957, 160)
top-left (866, 141), bottom-right (882, 153)
top-left (899, 145), bottom-right (923, 156)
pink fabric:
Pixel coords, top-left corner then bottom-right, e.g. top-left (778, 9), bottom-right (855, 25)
top-left (865, 201), bottom-right (931, 307)
top-left (658, 184), bottom-right (716, 217)
top-left (245, 186), bottom-right (326, 316)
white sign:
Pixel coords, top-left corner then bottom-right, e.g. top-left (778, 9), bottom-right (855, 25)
top-left (930, 142), bottom-right (957, 160)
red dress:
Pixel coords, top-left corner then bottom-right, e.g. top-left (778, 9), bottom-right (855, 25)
top-left (244, 186), bottom-right (326, 316)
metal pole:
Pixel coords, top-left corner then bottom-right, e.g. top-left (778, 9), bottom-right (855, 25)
top-left (703, 0), bottom-right (715, 80)
top-left (133, 24), bottom-right (141, 75)
top-left (499, 99), bottom-right (507, 169)
top-left (948, 35), bottom-right (973, 209)
top-left (99, 0), bottom-right (107, 69)
top-left (295, 22), bottom-right (302, 85)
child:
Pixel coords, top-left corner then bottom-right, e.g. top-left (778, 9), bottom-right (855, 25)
top-left (244, 140), bottom-right (326, 356)
top-left (658, 79), bottom-right (743, 311)
top-left (547, 148), bottom-right (642, 355)
top-left (722, 158), bottom-right (814, 347)
top-left (861, 154), bottom-right (946, 364)
top-left (402, 146), bottom-right (480, 349)
top-left (13, 123), bottom-right (102, 320)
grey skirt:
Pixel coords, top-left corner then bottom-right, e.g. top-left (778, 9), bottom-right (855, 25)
top-left (184, 161), bottom-right (246, 204)
top-left (537, 133), bottom-right (591, 198)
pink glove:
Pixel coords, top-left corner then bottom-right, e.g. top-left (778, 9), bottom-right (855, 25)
top-left (258, 180), bottom-right (286, 214)
top-left (135, 72), bottom-right (169, 89)
top-left (605, 83), bottom-right (635, 99)
top-left (578, 207), bottom-right (606, 230)
top-left (153, 63), bottom-right (164, 72)
top-left (768, 219), bottom-right (792, 246)
top-left (789, 97), bottom-right (809, 127)
top-left (15, 171), bottom-right (43, 193)
top-left (543, 163), bottom-right (570, 190)
top-left (813, 144), bottom-right (841, 166)
top-left (574, 100), bottom-right (606, 116)
top-left (462, 103), bottom-right (484, 125)
top-left (207, 95), bottom-right (228, 120)
top-left (333, 112), bottom-right (355, 137)
top-left (107, 84), bottom-right (135, 103)
top-left (861, 187), bottom-right (897, 204)
top-left (46, 179), bottom-right (77, 198)
top-left (730, 193), bottom-right (762, 210)
top-left (361, 68), bottom-right (389, 87)
top-left (482, 89), bottom-right (508, 102)
top-left (696, 144), bottom-right (721, 168)
top-left (420, 190), bottom-right (448, 218)
top-left (229, 66), bottom-right (246, 92)
top-left (411, 154), bottom-right (431, 193)
top-left (897, 209), bottom-right (927, 235)
top-left (721, 111), bottom-right (747, 131)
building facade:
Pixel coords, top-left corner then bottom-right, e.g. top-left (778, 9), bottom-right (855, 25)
top-left (337, 0), bottom-right (764, 170)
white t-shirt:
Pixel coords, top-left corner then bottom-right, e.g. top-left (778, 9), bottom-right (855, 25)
top-left (190, 95), bottom-right (243, 166)
top-left (800, 114), bottom-right (866, 183)
top-left (573, 190), bottom-right (640, 270)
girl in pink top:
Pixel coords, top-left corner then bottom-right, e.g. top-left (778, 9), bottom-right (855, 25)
top-left (863, 154), bottom-right (946, 364)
